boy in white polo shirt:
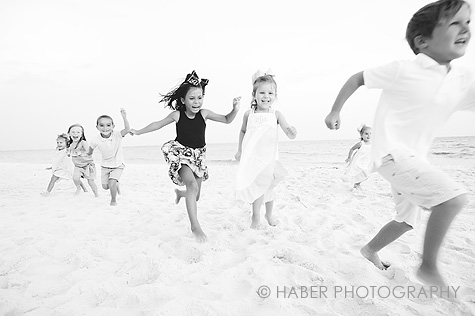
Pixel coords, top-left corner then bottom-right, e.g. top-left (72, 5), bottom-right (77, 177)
top-left (89, 108), bottom-right (130, 206)
top-left (325, 0), bottom-right (474, 289)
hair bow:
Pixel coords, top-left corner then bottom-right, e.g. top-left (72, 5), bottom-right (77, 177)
top-left (252, 68), bottom-right (275, 84)
top-left (357, 123), bottom-right (367, 134)
top-left (185, 70), bottom-right (209, 89)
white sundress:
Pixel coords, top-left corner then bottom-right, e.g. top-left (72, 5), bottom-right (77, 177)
top-left (342, 141), bottom-right (372, 185)
top-left (235, 108), bottom-right (287, 203)
top-left (52, 148), bottom-right (73, 180)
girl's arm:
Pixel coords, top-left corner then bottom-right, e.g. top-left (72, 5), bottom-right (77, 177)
top-left (234, 110), bottom-right (250, 161)
top-left (130, 111), bottom-right (178, 135)
top-left (346, 142), bottom-right (362, 162)
top-left (201, 96), bottom-right (241, 124)
top-left (276, 111), bottom-right (297, 139)
top-left (325, 71), bottom-right (365, 130)
top-left (120, 108), bottom-right (131, 137)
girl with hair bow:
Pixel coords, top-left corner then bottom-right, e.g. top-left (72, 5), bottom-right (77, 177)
top-left (342, 124), bottom-right (372, 189)
top-left (130, 70), bottom-right (241, 242)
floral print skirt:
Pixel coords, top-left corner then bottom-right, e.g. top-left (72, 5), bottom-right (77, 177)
top-left (161, 140), bottom-right (209, 186)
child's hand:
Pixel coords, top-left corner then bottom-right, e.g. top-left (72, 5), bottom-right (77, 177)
top-left (234, 150), bottom-right (242, 161)
top-left (325, 111), bottom-right (340, 130)
top-left (232, 97), bottom-right (241, 111)
top-left (286, 126), bottom-right (297, 139)
top-left (129, 129), bottom-right (139, 136)
top-left (120, 108), bottom-right (127, 117)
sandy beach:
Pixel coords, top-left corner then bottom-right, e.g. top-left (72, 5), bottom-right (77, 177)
top-left (0, 140), bottom-right (474, 316)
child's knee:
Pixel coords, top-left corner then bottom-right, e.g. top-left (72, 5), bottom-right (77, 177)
top-left (102, 184), bottom-right (109, 190)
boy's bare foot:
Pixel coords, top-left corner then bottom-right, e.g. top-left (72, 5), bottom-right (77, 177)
top-left (360, 245), bottom-right (391, 270)
top-left (191, 226), bottom-right (207, 243)
top-left (40, 191), bottom-right (50, 197)
top-left (110, 200), bottom-right (117, 206)
top-left (416, 265), bottom-right (459, 301)
top-left (265, 213), bottom-right (278, 226)
top-left (174, 189), bottom-right (182, 204)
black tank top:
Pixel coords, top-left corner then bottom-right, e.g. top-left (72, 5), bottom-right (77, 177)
top-left (175, 110), bottom-right (206, 148)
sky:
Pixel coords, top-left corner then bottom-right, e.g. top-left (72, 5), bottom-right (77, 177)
top-left (1, 0), bottom-right (474, 151)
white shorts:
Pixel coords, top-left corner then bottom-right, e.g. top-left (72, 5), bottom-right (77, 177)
top-left (377, 150), bottom-right (467, 228)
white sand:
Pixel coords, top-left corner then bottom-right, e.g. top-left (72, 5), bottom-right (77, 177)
top-left (0, 160), bottom-right (474, 315)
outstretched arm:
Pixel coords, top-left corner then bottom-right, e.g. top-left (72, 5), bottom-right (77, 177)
top-left (276, 111), bottom-right (297, 139)
top-left (235, 110), bottom-right (250, 161)
top-left (202, 96), bottom-right (241, 124)
top-left (120, 108), bottom-right (130, 137)
top-left (325, 71), bottom-right (365, 130)
top-left (130, 111), bottom-right (178, 136)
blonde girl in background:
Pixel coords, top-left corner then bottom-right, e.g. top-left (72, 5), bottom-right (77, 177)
top-left (342, 124), bottom-right (372, 189)
top-left (235, 70), bottom-right (297, 229)
top-left (41, 133), bottom-right (87, 196)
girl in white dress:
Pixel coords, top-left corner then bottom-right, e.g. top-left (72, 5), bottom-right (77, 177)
top-left (342, 124), bottom-right (372, 189)
top-left (235, 71), bottom-right (297, 229)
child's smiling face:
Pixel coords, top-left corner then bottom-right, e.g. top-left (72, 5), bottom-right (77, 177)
top-left (420, 3), bottom-right (471, 64)
top-left (56, 138), bottom-right (67, 150)
top-left (253, 82), bottom-right (276, 111)
top-left (69, 126), bottom-right (83, 142)
top-left (181, 87), bottom-right (204, 116)
top-left (97, 117), bottom-right (114, 138)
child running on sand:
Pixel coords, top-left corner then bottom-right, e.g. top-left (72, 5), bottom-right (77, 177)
top-left (235, 70), bottom-right (297, 229)
top-left (68, 124), bottom-right (99, 197)
top-left (41, 133), bottom-right (87, 196)
top-left (88, 109), bottom-right (130, 206)
top-left (342, 124), bottom-right (372, 189)
top-left (325, 0), bottom-right (474, 288)
top-left (130, 70), bottom-right (241, 242)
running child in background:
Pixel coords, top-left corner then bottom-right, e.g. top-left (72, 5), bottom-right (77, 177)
top-left (130, 70), bottom-right (241, 242)
top-left (68, 124), bottom-right (99, 197)
top-left (235, 70), bottom-right (297, 229)
top-left (88, 109), bottom-right (130, 206)
top-left (325, 0), bottom-right (474, 289)
top-left (342, 124), bottom-right (372, 189)
top-left (41, 133), bottom-right (87, 196)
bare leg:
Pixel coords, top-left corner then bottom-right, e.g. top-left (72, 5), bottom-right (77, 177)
top-left (264, 200), bottom-right (277, 226)
top-left (88, 179), bottom-right (99, 197)
top-left (251, 195), bottom-right (264, 229)
top-left (80, 180), bottom-right (88, 192)
top-left (42, 175), bottom-right (59, 195)
top-left (416, 195), bottom-right (466, 287)
top-left (108, 179), bottom-right (119, 206)
top-left (73, 176), bottom-right (83, 195)
top-left (178, 166), bottom-right (207, 242)
top-left (360, 220), bottom-right (412, 269)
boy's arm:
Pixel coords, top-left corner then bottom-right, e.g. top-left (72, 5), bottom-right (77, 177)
top-left (325, 71), bottom-right (365, 130)
top-left (120, 108), bottom-right (130, 137)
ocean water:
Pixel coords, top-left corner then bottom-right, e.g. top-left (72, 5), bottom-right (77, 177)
top-left (0, 137), bottom-right (473, 167)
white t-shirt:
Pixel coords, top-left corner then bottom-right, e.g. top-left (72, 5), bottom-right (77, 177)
top-left (364, 53), bottom-right (475, 169)
top-left (90, 130), bottom-right (125, 168)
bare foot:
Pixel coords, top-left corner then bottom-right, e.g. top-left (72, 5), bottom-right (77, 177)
top-left (265, 213), bottom-right (278, 226)
top-left (416, 265), bottom-right (459, 301)
top-left (250, 218), bottom-right (260, 229)
top-left (40, 191), bottom-right (50, 197)
top-left (74, 188), bottom-right (82, 195)
top-left (93, 191), bottom-right (99, 198)
top-left (360, 245), bottom-right (391, 270)
top-left (174, 189), bottom-right (182, 204)
top-left (110, 200), bottom-right (117, 206)
top-left (191, 226), bottom-right (207, 243)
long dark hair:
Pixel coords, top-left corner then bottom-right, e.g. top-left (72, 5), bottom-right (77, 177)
top-left (159, 70), bottom-right (209, 111)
